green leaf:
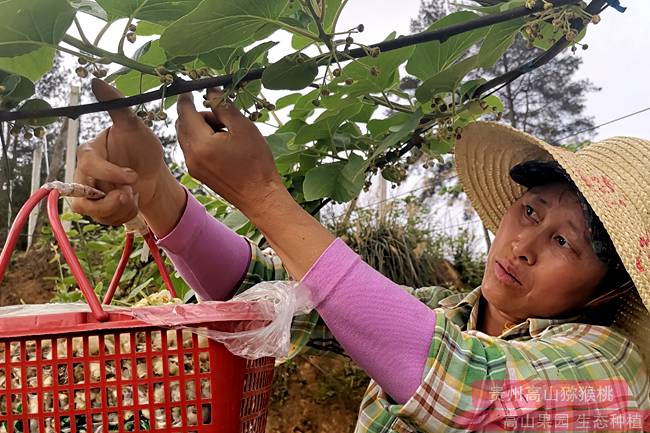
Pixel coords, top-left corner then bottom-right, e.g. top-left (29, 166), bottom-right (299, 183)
top-left (369, 108), bottom-right (422, 160)
top-left (0, 47), bottom-right (55, 82)
top-left (368, 112), bottom-right (416, 138)
top-left (95, 0), bottom-right (202, 23)
top-left (180, 173), bottom-right (202, 189)
top-left (463, 0), bottom-right (525, 14)
top-left (334, 35), bottom-right (414, 97)
top-left (422, 137), bottom-right (453, 156)
top-left (115, 74), bottom-right (160, 96)
top-left (60, 212), bottom-right (83, 222)
top-left (530, 23), bottom-right (586, 51)
top-left (106, 40), bottom-right (157, 82)
top-left (0, 74), bottom-right (35, 109)
top-left (459, 78), bottom-right (487, 99)
top-left (477, 18), bottom-right (526, 68)
top-left (303, 154), bottom-right (365, 202)
top-left (199, 47), bottom-right (242, 72)
top-left (115, 40), bottom-right (166, 95)
top-left (415, 55), bottom-right (479, 102)
top-left (68, 0), bottom-right (108, 20)
top-left (267, 132), bottom-right (300, 172)
top-left (262, 53), bottom-right (318, 91)
top-left (406, 12), bottom-right (489, 81)
top-left (222, 210), bottom-right (250, 231)
top-left (136, 21), bottom-right (166, 36)
top-left (349, 103), bottom-right (377, 123)
top-left (483, 94), bottom-right (504, 113)
top-left (235, 81), bottom-right (261, 110)
top-left (294, 102), bottom-right (363, 145)
top-left (275, 92), bottom-right (302, 110)
top-left (267, 132), bottom-right (297, 158)
top-left (17, 99), bottom-right (56, 127)
top-left (123, 278), bottom-right (155, 303)
top-left (160, 0), bottom-right (290, 56)
top-left (0, 73), bottom-right (21, 95)
top-left (240, 41), bottom-right (278, 69)
top-left (278, 119), bottom-right (307, 136)
top-left (0, 0), bottom-right (76, 56)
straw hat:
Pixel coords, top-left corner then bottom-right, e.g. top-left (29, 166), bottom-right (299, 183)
top-left (454, 121), bottom-right (650, 367)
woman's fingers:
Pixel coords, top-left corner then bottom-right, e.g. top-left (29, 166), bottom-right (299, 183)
top-left (70, 186), bottom-right (138, 226)
top-left (76, 143), bottom-right (138, 186)
top-left (205, 88), bottom-right (250, 134)
top-left (71, 168), bottom-right (138, 226)
top-left (176, 93), bottom-right (218, 144)
top-left (73, 132), bottom-right (139, 225)
top-left (91, 79), bottom-right (138, 125)
top-left (199, 111), bottom-right (226, 132)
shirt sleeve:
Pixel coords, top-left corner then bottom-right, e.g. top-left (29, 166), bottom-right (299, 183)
top-left (156, 190), bottom-right (252, 301)
top-left (299, 238), bottom-right (441, 404)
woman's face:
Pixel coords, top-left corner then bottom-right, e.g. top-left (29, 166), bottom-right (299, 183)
top-left (481, 182), bottom-right (609, 322)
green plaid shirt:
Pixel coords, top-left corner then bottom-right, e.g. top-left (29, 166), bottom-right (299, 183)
top-left (236, 242), bottom-right (650, 432)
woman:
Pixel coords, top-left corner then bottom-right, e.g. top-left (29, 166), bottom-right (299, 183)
top-left (73, 80), bottom-right (650, 432)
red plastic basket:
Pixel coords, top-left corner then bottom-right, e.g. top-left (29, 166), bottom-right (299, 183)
top-left (0, 184), bottom-right (275, 433)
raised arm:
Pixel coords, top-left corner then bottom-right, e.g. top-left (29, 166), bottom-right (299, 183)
top-left (72, 80), bottom-right (253, 300)
top-left (174, 89), bottom-right (649, 423)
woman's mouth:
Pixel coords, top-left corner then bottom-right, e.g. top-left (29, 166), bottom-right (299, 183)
top-left (495, 261), bottom-right (522, 288)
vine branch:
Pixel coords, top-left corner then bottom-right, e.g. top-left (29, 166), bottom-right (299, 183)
top-left (73, 17), bottom-right (92, 46)
top-left (305, 0), bottom-right (333, 49)
top-left (1, 0), bottom-right (583, 122)
top-left (62, 35), bottom-right (157, 76)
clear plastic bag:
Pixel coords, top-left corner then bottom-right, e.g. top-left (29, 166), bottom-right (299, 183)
top-left (131, 281), bottom-right (314, 359)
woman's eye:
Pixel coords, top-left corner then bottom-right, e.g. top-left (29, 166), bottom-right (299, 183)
top-left (524, 204), bottom-right (537, 220)
top-left (555, 235), bottom-right (570, 248)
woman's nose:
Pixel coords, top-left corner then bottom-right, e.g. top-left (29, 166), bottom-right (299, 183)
top-left (512, 231), bottom-right (538, 265)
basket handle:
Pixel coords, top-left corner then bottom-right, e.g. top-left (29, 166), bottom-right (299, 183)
top-left (102, 229), bottom-right (177, 305)
top-left (0, 183), bottom-right (177, 322)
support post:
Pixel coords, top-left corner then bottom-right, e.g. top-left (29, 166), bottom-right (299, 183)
top-left (62, 86), bottom-right (80, 231)
top-left (26, 143), bottom-right (43, 250)
top-left (377, 176), bottom-right (387, 222)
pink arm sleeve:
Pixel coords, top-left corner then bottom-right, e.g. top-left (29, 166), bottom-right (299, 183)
top-left (158, 193), bottom-right (435, 403)
top-left (156, 190), bottom-right (252, 301)
top-left (300, 238), bottom-right (437, 404)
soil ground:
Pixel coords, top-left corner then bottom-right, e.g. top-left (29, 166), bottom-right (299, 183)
top-left (0, 243), bottom-right (59, 306)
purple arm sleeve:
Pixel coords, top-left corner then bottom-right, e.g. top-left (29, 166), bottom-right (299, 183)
top-left (300, 238), bottom-right (437, 404)
top-left (156, 190), bottom-right (252, 301)
top-left (157, 193), bottom-right (434, 403)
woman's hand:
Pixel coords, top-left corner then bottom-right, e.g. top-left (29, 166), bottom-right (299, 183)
top-left (175, 89), bottom-right (285, 218)
top-left (175, 89), bottom-right (335, 280)
top-left (71, 79), bottom-right (185, 236)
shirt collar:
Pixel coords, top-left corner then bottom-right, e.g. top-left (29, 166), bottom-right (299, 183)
top-left (438, 286), bottom-right (589, 338)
